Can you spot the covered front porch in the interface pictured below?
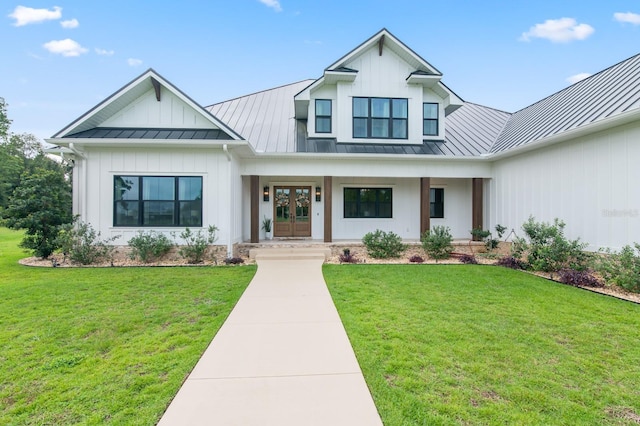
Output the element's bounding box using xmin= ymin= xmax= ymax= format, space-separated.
xmin=242 ymin=175 xmax=487 ymax=244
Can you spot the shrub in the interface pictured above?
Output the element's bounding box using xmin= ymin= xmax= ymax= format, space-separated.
xmin=421 ymin=226 xmax=453 ymax=261
xmin=128 ymin=231 xmax=173 ymax=263
xmin=56 ymin=220 xmax=119 ymax=265
xmin=597 ymin=244 xmax=640 ymax=293
xmin=174 ymin=225 xmax=218 ymax=264
xmin=557 ymin=269 xmax=603 ymax=288
xmin=458 ymin=254 xmax=478 ymax=264
xmin=512 ymin=216 xmax=589 ymax=272
xmin=409 ymin=255 xmax=424 ymax=263
xmin=224 ymin=257 xmax=245 ymax=265
xmin=362 ymin=230 xmax=406 ymax=259
xmin=471 ymin=224 xmax=506 ymax=251
xmin=339 ymin=248 xmax=359 ymax=264
xmin=495 ymin=256 xmax=526 ymax=270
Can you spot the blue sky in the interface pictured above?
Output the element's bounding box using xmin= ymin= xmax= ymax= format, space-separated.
xmin=2 ymin=0 xmax=640 ymax=142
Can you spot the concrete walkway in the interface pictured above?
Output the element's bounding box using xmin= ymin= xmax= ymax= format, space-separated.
xmin=158 ymin=248 xmax=383 ymax=425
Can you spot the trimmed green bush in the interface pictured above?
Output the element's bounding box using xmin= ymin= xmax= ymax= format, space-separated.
xmin=512 ymin=216 xmax=589 ymax=272
xmin=421 ymin=225 xmax=453 ymax=261
xmin=128 ymin=231 xmax=173 ymax=263
xmin=597 ymin=243 xmax=640 ymax=293
xmin=56 ymin=220 xmax=119 ymax=265
xmin=174 ymin=225 xmax=218 ymax=264
xmin=362 ymin=230 xmax=406 ymax=258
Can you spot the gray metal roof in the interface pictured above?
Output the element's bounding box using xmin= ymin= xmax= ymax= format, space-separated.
xmin=492 ymin=52 xmax=640 ymax=153
xmin=209 ymin=81 xmax=505 ymax=156
xmin=64 ymin=127 xmax=233 ymax=140
xmin=298 ymin=137 xmax=451 ymax=155
xmin=444 ymin=103 xmax=511 ymax=156
xmin=207 ymin=80 xmax=314 ymax=153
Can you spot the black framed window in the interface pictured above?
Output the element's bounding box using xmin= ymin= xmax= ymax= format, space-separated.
xmin=353 ymin=97 xmax=407 ymax=139
xmin=344 ymin=188 xmax=392 ymax=218
xmin=423 ymin=103 xmax=439 ymax=136
xmin=114 ymin=176 xmax=202 ymax=227
xmin=430 ymin=188 xmax=444 ymax=218
xmin=315 ymin=99 xmax=332 ymax=133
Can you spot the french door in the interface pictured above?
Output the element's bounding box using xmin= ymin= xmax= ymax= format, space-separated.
xmin=273 ymin=186 xmax=311 ymax=237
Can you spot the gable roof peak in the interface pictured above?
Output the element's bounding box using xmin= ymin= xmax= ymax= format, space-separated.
xmin=52 ymin=68 xmax=242 ymax=140
xmin=326 ymin=28 xmax=442 ymax=76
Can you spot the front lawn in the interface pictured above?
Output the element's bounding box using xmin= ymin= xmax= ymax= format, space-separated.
xmin=0 ymin=228 xmax=255 ymax=425
xmin=324 ymin=264 xmax=640 ymax=425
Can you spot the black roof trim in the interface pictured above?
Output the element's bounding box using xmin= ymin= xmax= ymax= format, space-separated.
xmin=64 ymin=127 xmax=234 ymax=140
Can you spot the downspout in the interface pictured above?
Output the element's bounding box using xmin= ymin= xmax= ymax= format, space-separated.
xmin=68 ymin=143 xmax=86 ymax=221
xmin=223 ymin=144 xmax=233 ymax=257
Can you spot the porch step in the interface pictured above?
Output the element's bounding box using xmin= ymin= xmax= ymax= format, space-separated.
xmin=249 ymin=247 xmax=332 ymax=261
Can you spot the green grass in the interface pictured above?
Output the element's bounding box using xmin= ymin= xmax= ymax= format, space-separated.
xmin=324 ymin=264 xmax=640 ymax=425
xmin=0 ymin=228 xmax=255 ymax=425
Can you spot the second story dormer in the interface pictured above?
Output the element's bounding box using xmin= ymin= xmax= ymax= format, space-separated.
xmin=294 ymin=29 xmax=463 ymax=147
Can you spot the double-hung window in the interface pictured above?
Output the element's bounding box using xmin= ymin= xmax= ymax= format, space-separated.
xmin=430 ymin=188 xmax=444 ymax=218
xmin=423 ymin=103 xmax=439 ymax=136
xmin=114 ymin=176 xmax=203 ymax=227
xmin=344 ymin=188 xmax=392 ymax=218
xmin=353 ymin=97 xmax=407 ymax=139
xmin=315 ymin=99 xmax=332 ymax=133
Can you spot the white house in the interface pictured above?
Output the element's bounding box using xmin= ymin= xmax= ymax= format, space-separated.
xmin=46 ymin=29 xmax=640 ymax=254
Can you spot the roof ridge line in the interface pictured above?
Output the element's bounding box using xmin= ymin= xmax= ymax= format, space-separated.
xmin=206 ymin=79 xmax=315 ymax=108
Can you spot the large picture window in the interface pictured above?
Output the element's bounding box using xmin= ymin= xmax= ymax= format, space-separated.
xmin=344 ymin=188 xmax=392 ymax=218
xmin=114 ymin=176 xmax=202 ymax=227
xmin=353 ymin=97 xmax=407 ymax=139
xmin=430 ymin=188 xmax=444 ymax=218
xmin=315 ymin=99 xmax=332 ymax=133
xmin=423 ymin=103 xmax=439 ymax=136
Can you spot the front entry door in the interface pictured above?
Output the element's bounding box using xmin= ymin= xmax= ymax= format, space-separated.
xmin=274 ymin=186 xmax=312 ymax=238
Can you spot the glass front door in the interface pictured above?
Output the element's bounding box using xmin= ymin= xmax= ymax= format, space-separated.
xmin=273 ymin=186 xmax=311 ymax=238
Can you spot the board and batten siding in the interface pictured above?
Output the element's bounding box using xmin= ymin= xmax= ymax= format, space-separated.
xmin=101 ymin=87 xmax=217 ymax=129
xmin=77 ymin=147 xmax=233 ymax=245
xmin=330 ymin=177 xmax=472 ymax=240
xmin=489 ymin=120 xmax=640 ymax=250
xmin=308 ymin=45 xmax=445 ymax=143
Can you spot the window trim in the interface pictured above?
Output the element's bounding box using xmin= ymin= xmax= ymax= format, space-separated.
xmin=353 ymin=97 xmax=408 ymax=139
xmin=343 ymin=187 xmax=393 ymax=219
xmin=423 ymin=102 xmax=439 ymax=136
xmin=315 ymin=99 xmax=332 ymax=134
xmin=430 ymin=187 xmax=444 ymax=218
xmin=113 ymin=175 xmax=203 ymax=227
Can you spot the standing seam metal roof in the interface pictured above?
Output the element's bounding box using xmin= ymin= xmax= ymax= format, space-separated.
xmin=491 ymin=53 xmax=640 ymax=153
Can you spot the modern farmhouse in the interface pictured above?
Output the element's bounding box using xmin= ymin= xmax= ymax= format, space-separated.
xmin=46 ymin=29 xmax=640 ymax=255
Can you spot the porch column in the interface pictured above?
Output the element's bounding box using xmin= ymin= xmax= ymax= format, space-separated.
xmin=472 ymin=178 xmax=483 ymax=239
xmin=420 ymin=177 xmax=430 ymax=236
xmin=324 ymin=176 xmax=332 ymax=242
xmin=250 ymin=175 xmax=259 ymax=243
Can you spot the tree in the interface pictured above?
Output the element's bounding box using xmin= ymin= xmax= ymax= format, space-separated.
xmin=3 ymin=168 xmax=72 ymax=258
xmin=0 ymin=98 xmax=66 ymax=215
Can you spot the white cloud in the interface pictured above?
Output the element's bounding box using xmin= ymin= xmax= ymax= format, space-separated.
xmin=9 ymin=5 xmax=62 ymax=26
xmin=60 ymin=18 xmax=79 ymax=29
xmin=95 ymin=48 xmax=115 ymax=56
xmin=566 ymin=72 xmax=591 ymax=84
xmin=520 ymin=18 xmax=594 ymax=43
xmin=43 ymin=39 xmax=88 ymax=57
xmin=258 ymin=0 xmax=282 ymax=12
xmin=127 ymin=58 xmax=143 ymax=67
xmin=614 ymin=12 xmax=640 ymax=25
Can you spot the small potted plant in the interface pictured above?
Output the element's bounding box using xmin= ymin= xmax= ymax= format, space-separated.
xmin=261 ymin=216 xmax=272 ymax=240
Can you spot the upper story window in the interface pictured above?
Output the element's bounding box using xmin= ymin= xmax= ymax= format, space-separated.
xmin=114 ymin=176 xmax=202 ymax=227
xmin=353 ymin=97 xmax=407 ymax=139
xmin=315 ymin=99 xmax=332 ymax=133
xmin=423 ymin=103 xmax=439 ymax=136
